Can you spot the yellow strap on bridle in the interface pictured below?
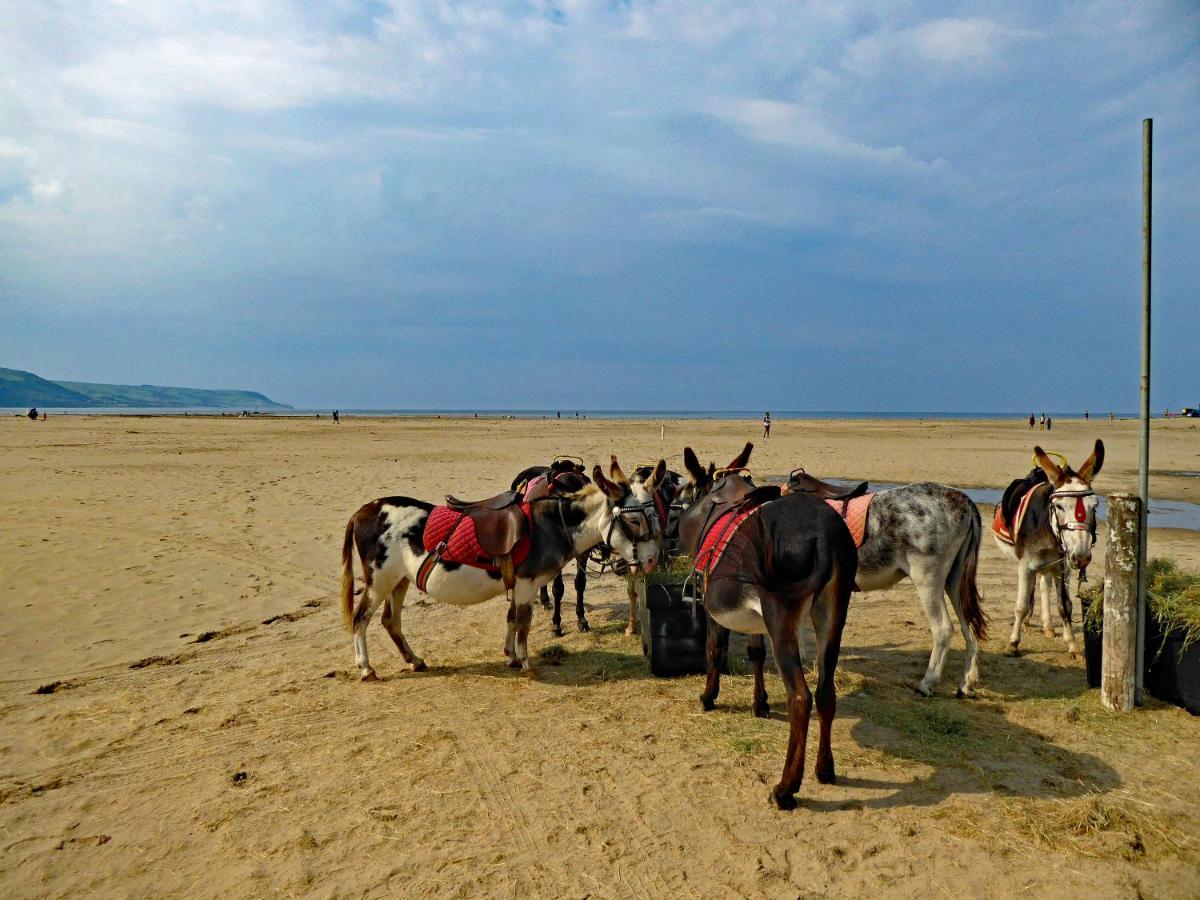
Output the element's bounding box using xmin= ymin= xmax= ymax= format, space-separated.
xmin=1034 ymin=450 xmax=1070 ymax=470
xmin=713 ymin=466 xmax=751 ymax=480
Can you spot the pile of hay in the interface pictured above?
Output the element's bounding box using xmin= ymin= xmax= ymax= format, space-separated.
xmin=1081 ymin=557 xmax=1200 ymax=648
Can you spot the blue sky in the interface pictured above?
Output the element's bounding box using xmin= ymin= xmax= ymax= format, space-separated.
xmin=1 ymin=1 xmax=1197 ymax=411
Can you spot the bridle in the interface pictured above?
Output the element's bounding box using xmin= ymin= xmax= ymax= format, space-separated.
xmin=604 ymin=495 xmax=662 ymax=566
xmin=1048 ymin=484 xmax=1097 ymax=578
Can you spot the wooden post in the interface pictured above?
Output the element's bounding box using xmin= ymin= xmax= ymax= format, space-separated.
xmin=1102 ymin=493 xmax=1141 ymax=711
xmin=1136 ymin=118 xmax=1153 ymax=705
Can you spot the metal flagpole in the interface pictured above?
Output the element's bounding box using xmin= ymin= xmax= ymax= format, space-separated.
xmin=1136 ymin=118 xmax=1152 ymax=705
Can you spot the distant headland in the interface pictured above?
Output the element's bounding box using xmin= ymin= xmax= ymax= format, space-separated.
xmin=0 ymin=367 xmax=291 ymax=410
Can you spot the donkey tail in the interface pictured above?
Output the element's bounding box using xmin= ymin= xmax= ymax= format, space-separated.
xmin=956 ymin=502 xmax=988 ymax=641
xmin=340 ymin=518 xmax=357 ymax=633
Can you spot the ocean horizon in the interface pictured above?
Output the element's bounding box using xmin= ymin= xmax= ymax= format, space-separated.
xmin=5 ymin=407 xmax=1137 ymax=420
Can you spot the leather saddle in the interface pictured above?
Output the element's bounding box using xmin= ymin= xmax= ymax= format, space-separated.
xmin=444 ymin=490 xmax=528 ymax=556
xmin=785 ymin=468 xmax=868 ymax=502
xmin=682 ymin=475 xmax=781 ymax=557
xmin=999 ymin=468 xmax=1048 ymax=531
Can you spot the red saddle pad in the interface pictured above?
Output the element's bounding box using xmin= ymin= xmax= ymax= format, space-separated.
xmin=423 ymin=504 xmax=532 ymax=571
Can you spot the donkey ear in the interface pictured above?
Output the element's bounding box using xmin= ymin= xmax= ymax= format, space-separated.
xmin=593 ymin=464 xmax=625 ymax=501
xmin=1078 ymin=439 xmax=1104 ymax=482
xmin=727 ymin=441 xmax=753 ymax=470
xmin=609 ymin=455 xmax=629 ymax=484
xmin=648 ymin=458 xmax=667 ymax=490
xmin=683 ymin=447 xmax=707 ymax=483
xmin=1033 ymin=446 xmax=1066 ymax=487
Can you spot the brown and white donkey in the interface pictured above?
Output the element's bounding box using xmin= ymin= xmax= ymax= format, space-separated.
xmin=993 ymin=440 xmax=1104 ymax=657
xmin=340 ymin=458 xmax=665 ymax=679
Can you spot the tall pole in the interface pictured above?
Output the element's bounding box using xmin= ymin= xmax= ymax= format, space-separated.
xmin=1136 ymin=118 xmax=1152 ymax=704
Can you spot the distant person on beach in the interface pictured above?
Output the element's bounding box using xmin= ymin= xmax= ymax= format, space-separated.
xmin=1109 ymin=412 xmax=1115 ymax=422
xmin=1028 ymin=413 xmax=1035 ymax=429
xmin=333 ymin=410 xmax=339 ymax=424
xmin=1084 ymin=410 xmax=1089 ymax=420
xmin=41 ymin=412 xmax=46 ymax=421
xmin=1046 ymin=417 xmax=1053 ymax=431
xmin=27 ymin=408 xmax=38 ymax=421
xmin=762 ymin=412 xmax=771 ymax=438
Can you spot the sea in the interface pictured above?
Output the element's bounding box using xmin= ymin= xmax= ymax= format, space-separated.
xmin=5 ymin=408 xmax=1137 ymax=420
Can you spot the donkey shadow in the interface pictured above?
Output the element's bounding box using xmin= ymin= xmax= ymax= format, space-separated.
xmin=425 ymin=648 xmax=655 ymax=686
xmin=797 ymin=647 xmax=1119 ymax=811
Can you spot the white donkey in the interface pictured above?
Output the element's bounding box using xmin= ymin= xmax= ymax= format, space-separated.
xmin=340 ymin=458 xmax=665 ymax=679
xmin=994 ymin=441 xmax=1103 ymax=658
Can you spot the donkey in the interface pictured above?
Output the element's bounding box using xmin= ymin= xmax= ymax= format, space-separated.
xmin=340 ymin=458 xmax=663 ymax=679
xmin=678 ymin=443 xmax=857 ymax=809
xmin=620 ymin=463 xmax=685 ymax=636
xmin=994 ymin=441 xmax=1104 ymax=658
xmin=511 ymin=459 xmax=593 ymax=636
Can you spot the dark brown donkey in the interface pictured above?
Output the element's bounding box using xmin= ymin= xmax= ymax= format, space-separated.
xmin=678 ymin=443 xmax=858 ymax=809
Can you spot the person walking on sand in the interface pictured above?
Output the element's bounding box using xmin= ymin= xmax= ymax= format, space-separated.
xmin=333 ymin=410 xmax=340 ymax=424
xmin=1028 ymin=413 xmax=1035 ymax=429
xmin=762 ymin=411 xmax=771 ymax=438
xmin=1046 ymin=416 xmax=1053 ymax=431
xmin=1039 ymin=413 xmax=1045 ymax=430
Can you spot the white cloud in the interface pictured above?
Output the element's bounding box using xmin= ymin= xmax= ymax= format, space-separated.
xmin=910 ymin=18 xmax=1039 ymax=66
xmin=714 ymin=98 xmax=940 ymax=171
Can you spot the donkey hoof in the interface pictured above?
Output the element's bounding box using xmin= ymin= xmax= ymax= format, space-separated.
xmin=771 ymin=787 xmax=798 ymax=811
xmin=956 ymin=687 xmax=977 ymax=700
xmin=1003 ymin=642 xmax=1022 ymax=657
xmin=1042 ymin=628 xmax=1056 ymax=638
xmin=507 ymin=657 xmax=522 ymax=669
xmin=753 ymin=703 xmax=771 ymax=719
xmin=551 ymin=626 xmax=565 ymax=638
xmin=913 ymin=683 xmax=933 ymax=698
xmin=578 ymin=620 xmax=590 ymax=633
xmin=1068 ymin=650 xmax=1080 ymax=662
xmin=411 ymin=660 xmax=428 ymax=673
xmin=360 ymin=670 xmax=380 ymax=683
xmin=816 ymin=767 xmax=837 ymax=785
xmin=700 ymin=695 xmax=716 ymax=712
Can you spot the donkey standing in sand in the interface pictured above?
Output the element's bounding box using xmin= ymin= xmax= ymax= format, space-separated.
xmin=678 ymin=443 xmax=857 ymax=809
xmin=993 ymin=441 xmax=1104 ymax=658
xmin=683 ymin=451 xmax=988 ymax=699
xmin=340 ymin=458 xmax=664 ymax=679
xmin=511 ymin=459 xmax=593 ymax=635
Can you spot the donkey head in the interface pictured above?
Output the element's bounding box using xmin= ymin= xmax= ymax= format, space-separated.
xmin=679 ymin=441 xmax=753 ymax=506
xmin=676 ymin=443 xmax=755 ymax=557
xmin=591 ymin=456 xmax=664 ymax=572
xmin=1034 ymin=439 xmax=1104 ymax=572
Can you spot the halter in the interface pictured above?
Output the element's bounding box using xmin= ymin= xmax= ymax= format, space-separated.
xmin=1048 ymin=484 xmax=1098 ymax=580
xmin=604 ymin=495 xmax=662 ymax=565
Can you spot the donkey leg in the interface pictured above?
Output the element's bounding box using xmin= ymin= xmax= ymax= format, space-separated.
xmin=575 ymin=556 xmax=589 ymax=632
xmin=380 ymin=579 xmax=426 ymax=672
xmin=765 ymin=599 xmax=812 ymax=810
xmin=550 ymin=574 xmax=565 ymax=637
xmin=809 ymin=580 xmax=848 ymax=784
xmin=1038 ymin=570 xmax=1056 ymax=637
xmin=946 ymin=581 xmax=980 ymax=698
xmin=913 ymin=561 xmax=954 ymax=697
xmin=505 ymin=599 xmax=518 ymax=665
xmin=699 ymin=616 xmax=730 ymax=711
xmin=747 ymin=635 xmax=770 ymax=718
xmin=352 ymin=582 xmax=389 ymax=682
xmin=1006 ymin=564 xmax=1034 ymax=655
xmin=539 ymin=584 xmax=551 ymax=611
xmin=512 ymin=584 xmax=538 ymax=673
xmin=624 ymin=576 xmax=640 ymax=636
xmin=1057 ymin=570 xmax=1080 ymax=658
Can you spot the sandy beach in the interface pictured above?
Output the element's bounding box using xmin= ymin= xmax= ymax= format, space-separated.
xmin=2 ymin=414 xmax=1198 ymax=897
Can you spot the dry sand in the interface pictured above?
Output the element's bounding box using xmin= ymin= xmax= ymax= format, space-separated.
xmin=2 ymin=414 xmax=1198 ymax=898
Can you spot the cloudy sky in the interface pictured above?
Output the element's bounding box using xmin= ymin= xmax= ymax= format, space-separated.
xmin=1 ymin=1 xmax=1197 ymax=411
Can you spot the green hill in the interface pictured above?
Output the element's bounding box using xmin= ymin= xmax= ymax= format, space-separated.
xmin=1 ymin=367 xmax=291 ymax=410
